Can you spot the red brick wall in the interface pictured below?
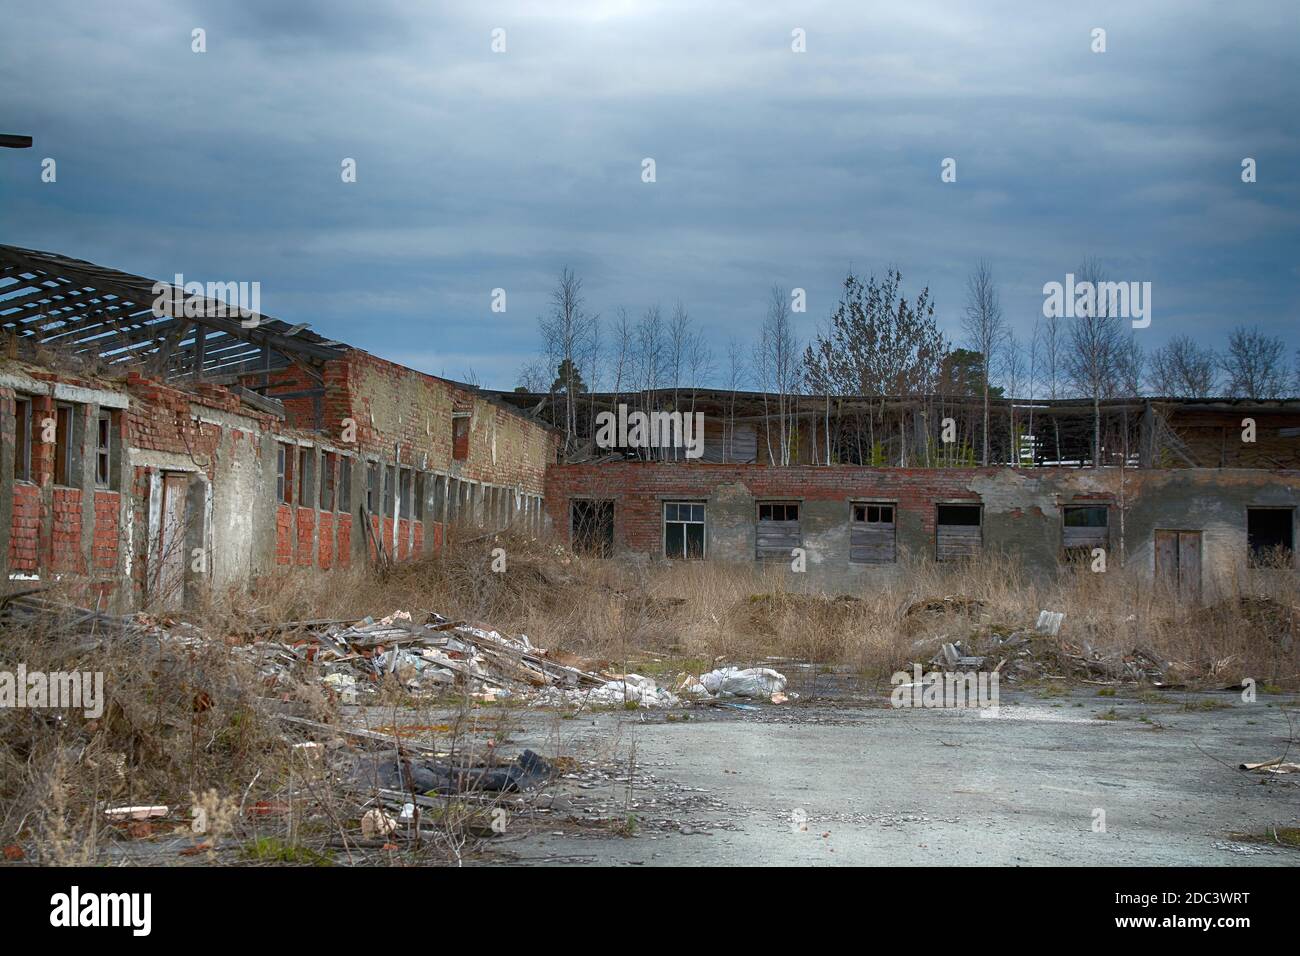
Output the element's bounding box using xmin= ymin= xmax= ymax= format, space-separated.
xmin=321 ymin=350 xmax=558 ymax=494
xmin=317 ymin=511 xmax=334 ymax=570
xmin=8 ymin=483 xmax=39 ymax=572
xmin=276 ymin=504 xmax=294 ymax=566
xmin=51 ymin=487 xmax=84 ymax=573
xmin=295 ymin=507 xmax=315 ymax=566
xmin=336 ymin=514 xmax=352 ymax=568
xmin=92 ymin=491 xmax=119 ymax=571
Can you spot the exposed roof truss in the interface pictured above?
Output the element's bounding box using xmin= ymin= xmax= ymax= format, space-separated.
xmin=0 ymin=244 xmax=346 ymax=384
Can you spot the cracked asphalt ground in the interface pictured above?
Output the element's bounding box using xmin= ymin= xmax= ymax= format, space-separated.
xmin=457 ymin=685 xmax=1300 ymax=866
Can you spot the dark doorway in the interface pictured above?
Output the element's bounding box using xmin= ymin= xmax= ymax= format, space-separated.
xmin=571 ymin=499 xmax=614 ymax=556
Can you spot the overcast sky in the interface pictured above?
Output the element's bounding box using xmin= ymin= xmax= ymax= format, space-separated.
xmin=1 ymin=1 xmax=1296 ymax=389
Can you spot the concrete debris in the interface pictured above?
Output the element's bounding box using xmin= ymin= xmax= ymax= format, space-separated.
xmin=1035 ymin=610 xmax=1065 ymax=636
xmin=927 ymin=630 xmax=1167 ymax=684
xmin=360 ymin=809 xmax=398 ymax=839
xmin=104 ymin=806 xmax=168 ymax=822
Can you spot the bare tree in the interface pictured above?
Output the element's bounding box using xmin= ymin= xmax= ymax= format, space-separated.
xmin=1001 ymin=332 xmax=1026 ymax=464
xmin=1115 ymin=333 xmax=1145 ymax=398
xmin=631 ymin=305 xmax=666 ymax=457
xmin=1149 ymin=335 xmax=1216 ymax=397
xmin=1218 ymin=325 xmax=1289 ymax=399
xmin=609 ymin=307 xmax=633 ymax=407
xmin=962 ymin=261 xmax=1008 ymax=465
xmin=1036 ymin=314 xmax=1065 ymax=400
xmin=537 ymin=267 xmax=598 ymax=452
xmin=668 ymin=302 xmax=691 ymax=460
xmin=1033 ymin=312 xmax=1066 ymax=462
xmin=514 ymin=359 xmax=549 ymax=393
xmin=802 ymin=268 xmax=944 ymax=465
xmin=1064 ymin=257 xmax=1125 ymax=466
xmin=724 ymin=337 xmax=747 ymax=463
xmin=754 ymin=285 xmax=802 ymax=465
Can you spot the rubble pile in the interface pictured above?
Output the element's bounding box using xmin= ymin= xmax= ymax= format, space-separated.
xmin=920 ymin=609 xmax=1173 ymax=684
xmin=0 ymin=593 xmax=790 ymax=711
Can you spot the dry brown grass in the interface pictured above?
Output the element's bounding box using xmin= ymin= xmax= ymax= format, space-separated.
xmin=4 ymin=526 xmax=1295 ymax=863
xmin=217 ymin=528 xmax=1300 ymax=688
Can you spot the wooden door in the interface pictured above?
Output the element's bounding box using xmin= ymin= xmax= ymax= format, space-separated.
xmin=1155 ymin=530 xmax=1202 ymax=604
xmin=155 ymin=473 xmax=189 ymax=609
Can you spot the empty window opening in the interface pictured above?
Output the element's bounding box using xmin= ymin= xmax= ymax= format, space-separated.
xmin=12 ymin=397 xmax=32 ymax=481
xmin=936 ymin=504 xmax=982 ymax=562
xmin=665 ymin=501 xmax=705 ymax=559
xmin=1248 ymin=508 xmax=1294 ymax=568
xmin=571 ymin=499 xmax=614 ymax=556
xmin=413 ymin=472 xmax=426 ymax=521
xmin=851 ymin=502 xmax=896 ymax=564
xmin=756 ymin=501 xmax=801 ymax=560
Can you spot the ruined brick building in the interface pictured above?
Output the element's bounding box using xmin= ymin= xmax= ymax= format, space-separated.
xmin=2 ymin=245 xmax=1297 ymax=610
xmin=0 ymin=246 xmax=559 ymax=611
xmin=496 ymin=381 xmax=1300 ymax=602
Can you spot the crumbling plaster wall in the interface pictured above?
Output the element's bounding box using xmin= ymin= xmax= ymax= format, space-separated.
xmin=545 ymin=463 xmax=1300 ymax=596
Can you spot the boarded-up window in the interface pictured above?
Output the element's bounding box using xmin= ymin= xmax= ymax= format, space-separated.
xmin=936 ymin=504 xmax=981 ymax=562
xmin=756 ymin=502 xmax=801 ymax=560
xmin=1063 ymin=505 xmax=1108 ymax=557
xmin=851 ymin=502 xmax=896 ymax=563
xmin=665 ymin=501 xmax=705 ymax=559
xmin=1247 ymin=508 xmax=1294 ymax=568
xmin=571 ymin=499 xmax=613 ymax=556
